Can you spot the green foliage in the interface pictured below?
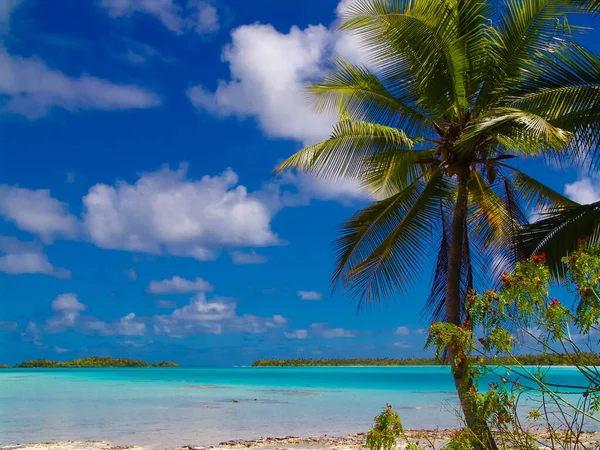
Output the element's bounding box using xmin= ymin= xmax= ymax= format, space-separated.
xmin=251 ymin=354 xmax=599 ymax=367
xmin=427 ymin=246 xmax=600 ymax=448
xmin=15 ymin=357 xmax=179 ymax=368
xmin=365 ymin=404 xmax=404 ymax=450
xmin=444 ymin=429 xmax=479 ymax=450
xmin=0 ymin=364 xmax=10 ymax=369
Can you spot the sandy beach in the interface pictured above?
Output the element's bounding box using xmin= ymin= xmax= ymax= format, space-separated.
xmin=3 ymin=430 xmax=600 ymax=450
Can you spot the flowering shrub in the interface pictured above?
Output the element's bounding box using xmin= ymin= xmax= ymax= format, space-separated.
xmin=426 ymin=242 xmax=600 ymax=449
xmin=365 ymin=404 xmax=403 ymax=450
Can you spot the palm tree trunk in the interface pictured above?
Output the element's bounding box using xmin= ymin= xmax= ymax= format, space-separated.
xmin=446 ymin=174 xmax=497 ymax=450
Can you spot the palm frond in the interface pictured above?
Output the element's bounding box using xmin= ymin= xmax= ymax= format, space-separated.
xmin=310 ymin=59 xmax=433 ymax=135
xmin=493 ymin=162 xmax=578 ymax=210
xmin=509 ymin=44 xmax=600 ymax=165
xmin=339 ymin=0 xmax=470 ymax=120
xmin=333 ymin=168 xmax=453 ymax=306
xmin=477 ymin=0 xmax=581 ymax=108
xmin=522 ymin=202 xmax=600 ymax=280
xmin=275 ymin=119 xmax=423 ymax=186
xmin=457 ymin=107 xmax=570 ymax=156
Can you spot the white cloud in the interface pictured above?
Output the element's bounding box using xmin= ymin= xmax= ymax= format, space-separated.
xmin=153 ymin=293 xmax=287 ymax=337
xmin=284 ymin=329 xmax=308 ymax=340
xmin=0 ymin=250 xmax=71 ymax=278
xmin=51 ymin=293 xmax=86 ymax=313
xmin=0 ymin=237 xmax=71 ymax=278
xmin=298 ymin=290 xmax=322 ymax=301
xmin=192 ymin=1 xmax=219 ymax=34
xmin=187 ymin=8 xmax=373 ymax=204
xmin=565 ymin=177 xmax=600 ymax=205
xmin=187 ymin=23 xmax=336 ymax=145
xmin=186 ymin=0 xmax=370 ymax=146
xmin=393 ymin=341 xmax=413 ymax=349
xmin=100 ymin=0 xmax=219 ymax=35
xmin=230 ymin=250 xmax=267 ymax=265
xmin=46 ymin=293 xmax=87 ymax=333
xmin=0 ymin=186 xmax=79 ymax=240
xmin=0 ymin=48 xmax=160 ymax=119
xmin=81 ymin=313 xmax=146 ymax=337
xmin=82 ymin=165 xmax=281 ymax=260
xmin=54 ymin=346 xmax=68 ymax=354
xmin=42 ymin=293 xmax=146 ymax=336
xmin=147 ymin=276 xmax=214 ymax=294
xmin=310 ymin=322 xmax=355 ymax=339
xmin=394 ymin=326 xmax=410 ymax=336
xmin=100 ymin=0 xmax=183 ymax=32
xmin=157 ymin=299 xmax=177 ymax=308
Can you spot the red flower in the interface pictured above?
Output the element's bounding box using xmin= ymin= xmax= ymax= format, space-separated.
xmin=478 ymin=338 xmax=486 ymax=345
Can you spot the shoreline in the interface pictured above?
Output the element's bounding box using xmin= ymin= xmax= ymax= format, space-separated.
xmin=3 ymin=430 xmax=600 ymax=450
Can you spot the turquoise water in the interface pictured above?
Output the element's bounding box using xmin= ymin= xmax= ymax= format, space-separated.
xmin=0 ymin=367 xmax=594 ymax=448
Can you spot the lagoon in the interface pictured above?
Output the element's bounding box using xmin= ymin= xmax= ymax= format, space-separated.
xmin=0 ymin=366 xmax=593 ymax=448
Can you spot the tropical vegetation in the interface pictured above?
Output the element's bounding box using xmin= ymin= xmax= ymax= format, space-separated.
xmin=14 ymin=357 xmax=179 ymax=368
xmin=425 ymin=245 xmax=600 ymax=449
xmin=276 ymin=0 xmax=600 ymax=444
xmin=253 ymin=353 xmax=600 ymax=367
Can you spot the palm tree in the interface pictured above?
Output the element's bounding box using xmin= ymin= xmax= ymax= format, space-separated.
xmin=276 ymin=0 xmax=600 ymax=446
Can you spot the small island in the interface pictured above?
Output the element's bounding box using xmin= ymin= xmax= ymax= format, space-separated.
xmin=252 ymin=353 xmax=600 ymax=367
xmin=13 ymin=357 xmax=179 ymax=368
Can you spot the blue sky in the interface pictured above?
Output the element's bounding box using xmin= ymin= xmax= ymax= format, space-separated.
xmin=0 ymin=0 xmax=598 ymax=366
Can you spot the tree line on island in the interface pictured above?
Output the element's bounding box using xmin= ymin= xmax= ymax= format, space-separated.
xmin=252 ymin=353 xmax=600 ymax=367
xmin=0 ymin=357 xmax=179 ymax=368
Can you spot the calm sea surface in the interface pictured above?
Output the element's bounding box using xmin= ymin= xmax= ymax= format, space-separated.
xmin=0 ymin=366 xmax=594 ymax=448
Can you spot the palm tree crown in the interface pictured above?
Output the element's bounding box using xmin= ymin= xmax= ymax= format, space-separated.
xmin=277 ymin=0 xmax=600 ymax=321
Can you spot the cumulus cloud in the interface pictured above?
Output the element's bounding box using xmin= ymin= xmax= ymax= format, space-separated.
xmin=310 ymin=322 xmax=355 ymax=339
xmin=187 ymin=23 xmax=336 ymax=145
xmin=394 ymin=326 xmax=410 ymax=336
xmin=100 ymin=0 xmax=219 ymax=35
xmin=286 ymin=323 xmax=355 ymax=339
xmin=82 ymin=313 xmax=147 ymax=337
xmin=393 ymin=341 xmax=413 ymax=349
xmin=157 ymin=299 xmax=177 ymax=308
xmin=565 ymin=177 xmax=600 ymax=204
xmin=187 ymin=0 xmax=370 ymax=146
xmin=284 ymin=329 xmax=308 ymax=340
xmin=147 ymin=276 xmax=214 ymax=294
xmin=0 ymin=48 xmax=160 ymax=119
xmin=230 ymin=250 xmax=267 ymax=265
xmin=42 ymin=293 xmax=146 ymax=336
xmin=153 ymin=293 xmax=287 ymax=337
xmin=45 ymin=293 xmax=87 ymax=333
xmin=187 ymin=5 xmax=374 ymax=203
xmin=82 ymin=165 xmax=281 ymax=260
xmin=0 ymin=237 xmax=71 ymax=278
xmin=191 ymin=1 xmax=219 ymax=34
xmin=297 ymin=290 xmax=322 ymax=301
xmin=0 ymin=186 xmax=79 ymax=240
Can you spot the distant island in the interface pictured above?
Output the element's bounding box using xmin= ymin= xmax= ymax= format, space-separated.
xmin=252 ymin=353 xmax=600 ymax=367
xmin=10 ymin=357 xmax=179 ymax=368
